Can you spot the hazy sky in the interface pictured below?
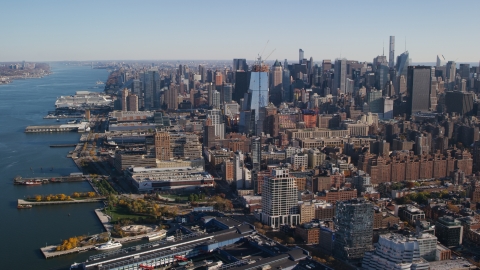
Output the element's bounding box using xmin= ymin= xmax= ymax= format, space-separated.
xmin=2 ymin=0 xmax=479 ymax=63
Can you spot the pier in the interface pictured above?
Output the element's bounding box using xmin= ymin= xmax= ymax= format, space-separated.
xmin=18 ymin=198 xmax=105 ymax=206
xmin=25 ymin=124 xmax=79 ymax=133
xmin=50 ymin=144 xmax=78 ymax=148
xmin=41 ymin=244 xmax=96 ymax=259
xmin=13 ymin=174 xmax=97 ymax=185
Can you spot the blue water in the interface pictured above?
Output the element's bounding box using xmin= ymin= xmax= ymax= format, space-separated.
xmin=0 ymin=63 xmax=109 ymax=269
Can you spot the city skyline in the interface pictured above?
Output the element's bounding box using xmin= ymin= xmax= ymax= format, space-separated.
xmin=2 ymin=0 xmax=480 ymax=62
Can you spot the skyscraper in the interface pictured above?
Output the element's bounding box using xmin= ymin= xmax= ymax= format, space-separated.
xmin=333 ymin=59 xmax=347 ymax=95
xmin=248 ymin=63 xmax=269 ymax=136
xmin=333 ymin=198 xmax=374 ymax=261
xmin=446 ymin=61 xmax=456 ymax=90
xmin=407 ymin=66 xmax=432 ymax=116
xmin=223 ymin=83 xmax=233 ymax=103
xmin=389 ymin=36 xmax=395 ymax=69
xmin=121 ymin=88 xmax=129 ymax=111
xmin=270 ymin=60 xmax=283 ymax=105
xmin=261 ymin=169 xmax=300 ymax=228
xmin=299 ymin=49 xmax=304 ymax=63
xmin=141 ymin=69 xmax=161 ymax=110
xmin=395 ymin=51 xmax=410 ymax=81
xmin=232 ymin=58 xmax=248 ymax=84
xmin=165 ymin=83 xmax=179 ymax=111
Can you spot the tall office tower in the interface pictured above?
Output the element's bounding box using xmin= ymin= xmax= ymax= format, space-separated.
xmin=233 ymin=58 xmax=248 ymax=72
xmin=121 ymin=88 xmax=129 ymax=111
xmin=395 ymin=51 xmax=410 ymax=91
xmin=127 ymin=94 xmax=139 ymax=112
xmin=398 ymin=75 xmax=407 ymax=95
xmin=436 ymin=54 xmax=446 ymax=67
xmin=248 ymin=62 xmax=269 ymax=136
xmin=333 ymin=199 xmax=374 ymax=261
xmin=322 ymin=59 xmax=332 ymax=71
xmin=251 ymin=136 xmax=261 ymax=172
xmin=389 ymin=36 xmax=395 ymax=68
xmin=282 ymin=68 xmax=292 ymax=102
xmin=215 ymin=71 xmax=223 ymax=86
xmin=141 ymin=69 xmax=161 ymax=110
xmin=223 ymin=83 xmax=233 ymax=103
xmin=367 ymin=89 xmax=383 ymax=114
xmin=261 ymin=169 xmax=300 ymax=228
xmin=207 ymin=109 xmax=225 ymax=139
xmin=333 ymin=59 xmax=347 ymax=95
xmin=233 ymin=151 xmax=244 ymax=187
xmin=165 ymin=83 xmax=179 ymax=111
xmin=211 ymin=90 xmax=221 ymax=109
xmin=132 ymin=79 xmax=144 ymax=109
xmin=233 ymin=71 xmax=250 ymax=103
xmin=375 ymin=64 xmax=389 ymax=91
xmin=459 ymin=64 xmax=470 ymax=80
xmin=407 ymin=66 xmax=432 ymax=117
xmin=446 ymin=61 xmax=456 ymax=90
xmin=198 ymin=64 xmax=206 ymax=83
xmin=299 ymin=49 xmax=304 ymax=63
xmin=205 ymin=83 xmax=213 ymax=107
xmin=362 ymin=233 xmax=435 ymax=269
xmin=232 ymin=58 xmax=248 ymax=84
xmin=270 ymin=60 xmax=283 ymax=105
xmin=154 ymin=131 xmax=171 ymax=161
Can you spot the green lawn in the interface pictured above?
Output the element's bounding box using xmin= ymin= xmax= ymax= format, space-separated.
xmin=161 ymin=194 xmax=188 ymax=200
xmin=102 ymin=206 xmax=144 ymax=223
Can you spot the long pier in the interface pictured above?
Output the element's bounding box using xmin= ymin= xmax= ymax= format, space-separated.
xmin=13 ymin=174 xmax=89 ymax=185
xmin=50 ymin=144 xmax=78 ymax=148
xmin=18 ymin=198 xmax=105 ymax=206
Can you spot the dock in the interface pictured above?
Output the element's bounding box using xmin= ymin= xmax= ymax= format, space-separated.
xmin=14 ymin=174 xmax=89 ymax=185
xmin=18 ymin=198 xmax=105 ymax=206
xmin=41 ymin=244 xmax=96 ymax=259
xmin=25 ymin=123 xmax=89 ymax=133
xmin=50 ymin=144 xmax=78 ymax=148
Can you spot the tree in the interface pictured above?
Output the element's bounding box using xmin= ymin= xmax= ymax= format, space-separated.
xmin=287 ymin=237 xmax=295 ymax=244
xmin=35 ymin=195 xmax=42 ymax=202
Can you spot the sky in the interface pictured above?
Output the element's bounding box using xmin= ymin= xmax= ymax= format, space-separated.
xmin=1 ymin=0 xmax=479 ymax=63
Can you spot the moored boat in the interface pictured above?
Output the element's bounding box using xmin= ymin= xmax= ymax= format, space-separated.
xmin=95 ymin=240 xmax=122 ymax=250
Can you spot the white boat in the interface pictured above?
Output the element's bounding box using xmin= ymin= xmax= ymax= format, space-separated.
xmin=70 ymin=262 xmax=82 ymax=269
xmin=95 ymin=240 xmax=122 ymax=250
xmin=96 ymin=80 xmax=104 ymax=85
xmin=166 ymin=236 xmax=175 ymax=242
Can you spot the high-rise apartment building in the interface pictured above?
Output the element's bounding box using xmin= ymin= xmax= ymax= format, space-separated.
xmin=127 ymin=93 xmax=139 ymax=112
xmin=407 ymin=66 xmax=432 ymax=117
xmin=299 ymin=49 xmax=304 ymax=63
xmin=261 ymin=169 xmax=300 ymax=228
xmin=154 ymin=131 xmax=171 ymax=161
xmin=165 ymin=84 xmax=179 ymax=111
xmin=333 ymin=198 xmax=374 ymax=261
xmin=121 ymin=88 xmax=129 ymax=111
xmin=207 ymin=109 xmax=225 ymax=140
xmin=389 ymin=36 xmax=395 ymax=69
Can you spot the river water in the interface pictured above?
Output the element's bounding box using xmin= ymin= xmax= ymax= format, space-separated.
xmin=0 ymin=63 xmax=109 ymax=269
